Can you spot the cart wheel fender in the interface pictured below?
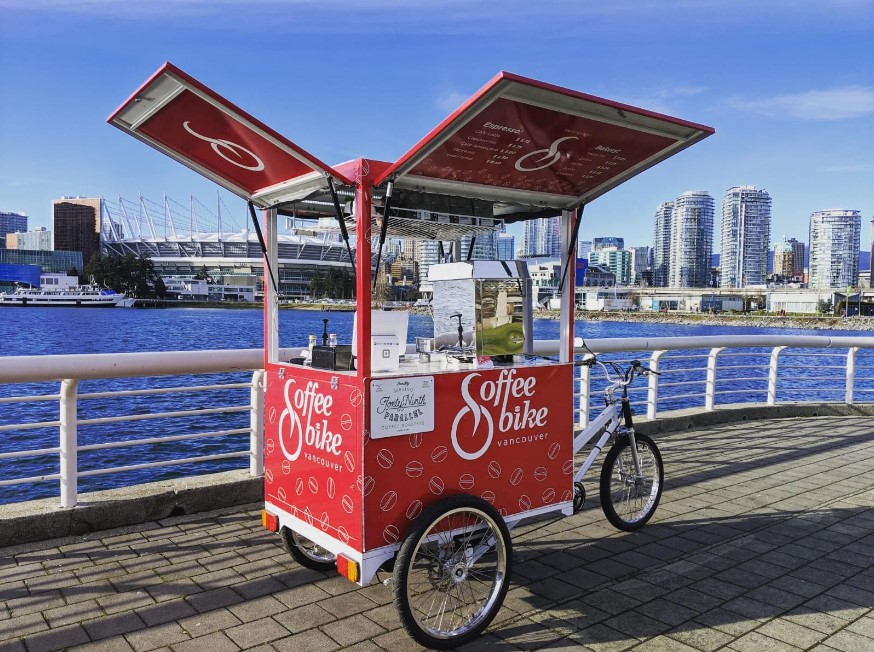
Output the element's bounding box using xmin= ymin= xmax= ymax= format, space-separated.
xmin=451 ymin=374 xmax=494 ymax=461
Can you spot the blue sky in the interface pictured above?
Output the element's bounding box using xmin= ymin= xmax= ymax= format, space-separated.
xmin=1 ymin=0 xmax=872 ymax=251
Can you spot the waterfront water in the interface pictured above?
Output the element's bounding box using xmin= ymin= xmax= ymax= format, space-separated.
xmin=0 ymin=307 xmax=868 ymax=504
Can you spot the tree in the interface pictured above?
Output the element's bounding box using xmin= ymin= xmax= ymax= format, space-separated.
xmin=309 ymin=271 xmax=324 ymax=299
xmin=67 ymin=266 xmax=80 ymax=281
xmin=817 ymin=298 xmax=833 ymax=315
xmin=154 ymin=277 xmax=168 ymax=299
xmin=84 ymin=252 xmax=160 ymax=298
xmin=193 ymin=265 xmax=213 ymax=283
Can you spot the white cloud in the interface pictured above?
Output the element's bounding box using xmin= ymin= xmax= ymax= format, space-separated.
xmin=436 ymin=91 xmax=467 ymax=113
xmin=727 ymin=86 xmax=874 ymax=121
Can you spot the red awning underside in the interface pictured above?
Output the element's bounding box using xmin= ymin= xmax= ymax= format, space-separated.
xmin=109 ymin=65 xmax=713 ymax=217
xmin=108 ymin=63 xmax=352 ymax=208
xmin=375 ymin=72 xmax=714 ymax=211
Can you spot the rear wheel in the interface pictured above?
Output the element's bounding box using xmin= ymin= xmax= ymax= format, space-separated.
xmin=599 ymin=433 xmax=663 ymax=531
xmin=280 ymin=527 xmax=336 ymax=572
xmin=393 ymin=495 xmax=512 ymax=649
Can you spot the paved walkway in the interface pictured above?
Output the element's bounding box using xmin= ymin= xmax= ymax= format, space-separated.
xmin=1 ymin=416 xmax=873 ymax=651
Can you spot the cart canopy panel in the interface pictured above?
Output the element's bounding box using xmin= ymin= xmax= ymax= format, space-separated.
xmin=108 ymin=63 xmax=352 ymax=208
xmin=375 ymin=72 xmax=714 ymax=218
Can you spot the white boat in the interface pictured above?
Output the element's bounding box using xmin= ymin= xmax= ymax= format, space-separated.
xmin=0 ymin=284 xmax=135 ymax=308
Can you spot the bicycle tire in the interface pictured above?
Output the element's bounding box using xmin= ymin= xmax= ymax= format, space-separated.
xmin=599 ymin=433 xmax=663 ymax=531
xmin=393 ymin=495 xmax=512 ymax=649
xmin=279 ymin=527 xmax=336 ymax=572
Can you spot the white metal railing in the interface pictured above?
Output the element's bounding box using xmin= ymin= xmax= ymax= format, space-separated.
xmin=563 ymin=334 xmax=874 ymax=426
xmin=2 ymin=334 xmax=874 ymax=508
xmin=0 ymin=349 xmax=265 ymax=508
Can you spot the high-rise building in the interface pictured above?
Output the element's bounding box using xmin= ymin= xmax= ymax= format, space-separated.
xmin=788 ymin=237 xmax=805 ymax=276
xmin=652 ymin=201 xmax=673 ymax=287
xmin=496 ymin=232 xmax=515 ymax=260
xmin=52 ymin=197 xmax=102 ymax=266
xmin=578 ymin=240 xmax=592 ymax=261
xmin=629 ymin=246 xmax=652 ymax=285
xmin=593 ymin=236 xmax=625 ymax=251
xmin=669 ymin=191 xmax=714 ymax=288
xmin=520 ymin=216 xmax=561 ymax=258
xmin=808 ymin=209 xmax=861 ymax=289
xmin=773 ymin=236 xmax=795 ymax=279
xmin=461 ymin=228 xmax=498 ymax=260
xmin=589 ymin=247 xmax=632 ymax=285
xmin=719 ymin=186 xmax=771 ymax=288
xmin=6 ymin=227 xmax=52 ymax=251
xmin=0 ymin=211 xmax=28 ymax=249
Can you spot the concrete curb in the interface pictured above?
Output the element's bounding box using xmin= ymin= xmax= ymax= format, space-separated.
xmin=0 ymin=469 xmax=262 ymax=548
xmin=2 ymin=402 xmax=872 ymax=547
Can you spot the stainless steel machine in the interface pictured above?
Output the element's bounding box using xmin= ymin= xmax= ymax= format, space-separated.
xmin=429 ymin=260 xmax=533 ymax=357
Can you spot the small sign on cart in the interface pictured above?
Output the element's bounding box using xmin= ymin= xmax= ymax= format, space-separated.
xmin=370 ymin=377 xmax=435 ymax=438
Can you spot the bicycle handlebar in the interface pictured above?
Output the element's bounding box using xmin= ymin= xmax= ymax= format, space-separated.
xmin=575 ymin=356 xmax=660 ymax=387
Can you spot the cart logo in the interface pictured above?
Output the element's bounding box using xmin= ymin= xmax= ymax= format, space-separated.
xmin=451 ymin=369 xmax=547 ymax=460
xmin=278 ymin=379 xmax=342 ymax=462
xmin=182 ymin=121 xmax=266 ymax=172
xmin=515 ymin=136 xmax=577 ymax=172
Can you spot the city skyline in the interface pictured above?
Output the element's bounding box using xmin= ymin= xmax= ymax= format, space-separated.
xmin=1 ymin=1 xmax=871 ymax=252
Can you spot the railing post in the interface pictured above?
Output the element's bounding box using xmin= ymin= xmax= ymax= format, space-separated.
xmin=767 ymin=346 xmax=785 ymax=406
xmin=578 ymin=355 xmax=593 ymax=427
xmin=647 ymin=350 xmax=664 ymax=420
xmin=705 ymin=347 xmax=723 ymax=411
xmin=59 ymin=379 xmax=79 ymax=508
xmin=846 ymin=347 xmax=858 ymax=404
xmin=250 ymin=370 xmax=265 ymax=476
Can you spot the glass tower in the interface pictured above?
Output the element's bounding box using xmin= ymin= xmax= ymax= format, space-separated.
xmin=719 ymin=186 xmax=771 ymax=288
xmin=808 ymin=209 xmax=861 ymax=289
xmin=669 ymin=191 xmax=714 ymax=288
xmin=652 ymin=201 xmax=673 ymax=287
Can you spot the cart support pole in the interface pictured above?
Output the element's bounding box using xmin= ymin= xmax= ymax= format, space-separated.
xmin=559 ymin=208 xmax=580 ymax=363
xmin=355 ymin=160 xmax=373 ymax=378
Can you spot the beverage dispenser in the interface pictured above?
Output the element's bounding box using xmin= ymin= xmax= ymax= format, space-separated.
xmin=429 ymin=261 xmax=533 ymax=357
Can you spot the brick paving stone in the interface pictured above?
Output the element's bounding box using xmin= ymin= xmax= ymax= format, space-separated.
xmin=321 ymin=613 xmax=387 ymax=647
xmin=133 ymin=598 xmax=197 ymax=627
xmin=667 ymin=622 xmax=735 ymax=652
xmin=124 ymin=622 xmax=190 ymax=652
xmin=755 ymin=617 xmax=827 ymax=649
xmin=269 ymin=629 xmax=339 ymax=652
xmin=184 ymin=587 xmax=243 ymax=614
xmin=81 ymin=611 xmax=146 ymax=641
xmin=68 ymin=636 xmax=135 ymax=652
xmin=168 ymin=631 xmax=239 ymax=652
xmin=271 ymin=603 xmax=335 ymax=635
xmin=223 ymin=616 xmax=289 ymax=648
xmin=177 ymin=610 xmax=242 ymax=638
xmin=822 ymin=626 xmax=874 ymax=652
xmin=21 ymin=623 xmax=90 ymax=652
xmin=0 ymin=612 xmax=48 ymax=640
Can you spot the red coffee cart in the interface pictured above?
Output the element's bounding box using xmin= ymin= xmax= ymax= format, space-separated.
xmin=110 ymin=64 xmax=713 ymax=648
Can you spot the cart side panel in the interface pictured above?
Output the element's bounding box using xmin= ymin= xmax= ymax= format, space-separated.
xmin=264 ymin=364 xmax=364 ymax=552
xmin=363 ymin=365 xmax=574 ymax=551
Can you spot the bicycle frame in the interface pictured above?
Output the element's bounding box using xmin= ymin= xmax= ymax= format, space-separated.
xmin=572 ymin=364 xmax=642 ymax=485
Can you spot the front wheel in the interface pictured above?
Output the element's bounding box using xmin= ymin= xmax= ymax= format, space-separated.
xmin=393 ymin=495 xmax=512 ymax=649
xmin=599 ymin=433 xmax=663 ymax=531
xmin=280 ymin=527 xmax=336 ymax=572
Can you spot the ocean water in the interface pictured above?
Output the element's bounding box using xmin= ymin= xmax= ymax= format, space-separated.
xmin=0 ymin=307 xmax=866 ymax=504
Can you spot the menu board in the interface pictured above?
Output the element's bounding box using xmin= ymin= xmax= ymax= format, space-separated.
xmin=406 ymin=97 xmax=676 ymax=199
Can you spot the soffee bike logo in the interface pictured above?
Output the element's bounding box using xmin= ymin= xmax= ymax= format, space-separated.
xmin=451 ymin=369 xmax=548 ymax=460
xmin=278 ymin=379 xmax=342 ymax=462
xmin=515 ymin=136 xmax=578 ymax=172
xmin=182 ymin=121 xmax=265 ymax=171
